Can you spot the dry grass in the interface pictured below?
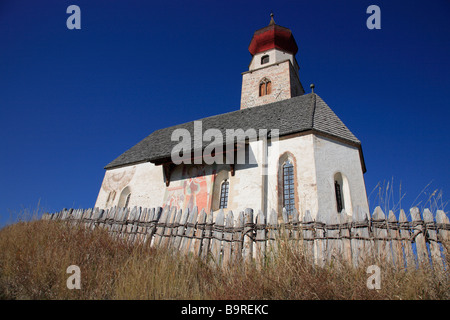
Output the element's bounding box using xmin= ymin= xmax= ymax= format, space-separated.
xmin=0 ymin=220 xmax=448 ymax=300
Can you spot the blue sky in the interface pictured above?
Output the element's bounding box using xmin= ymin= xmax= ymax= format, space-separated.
xmin=0 ymin=0 xmax=449 ymax=226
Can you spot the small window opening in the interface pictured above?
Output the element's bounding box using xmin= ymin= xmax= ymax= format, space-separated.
xmin=335 ymin=181 xmax=344 ymax=213
xmin=219 ymin=180 xmax=229 ymax=209
xmin=261 ymin=55 xmax=269 ymax=65
xmin=259 ymin=78 xmax=272 ymax=96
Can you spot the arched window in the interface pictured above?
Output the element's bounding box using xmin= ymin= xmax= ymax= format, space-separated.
xmin=259 ymin=78 xmax=271 ymax=96
xmin=212 ymin=170 xmax=230 ymax=211
xmin=125 ymin=193 xmax=131 ymax=208
xmin=335 ymin=180 xmax=344 ymax=213
xmin=118 ymin=186 xmax=131 ymax=208
xmin=261 ymin=55 xmax=269 ymax=65
xmin=283 ymin=160 xmax=295 ymax=215
xmin=334 ymin=172 xmax=351 ymax=214
xmin=277 ymin=153 xmax=297 ymax=220
xmin=219 ymin=180 xmax=229 ymax=209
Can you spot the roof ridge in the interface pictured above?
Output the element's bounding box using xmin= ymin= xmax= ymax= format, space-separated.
xmin=153 ymin=93 xmax=314 ymax=133
xmin=312 ymin=94 xmax=360 ymax=143
xmin=311 ymin=92 xmax=317 ymax=128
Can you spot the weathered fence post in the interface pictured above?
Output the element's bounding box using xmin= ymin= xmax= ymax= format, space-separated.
xmin=125 ymin=207 xmax=134 ymax=241
xmin=222 ymin=211 xmax=234 ymax=267
xmin=201 ymin=211 xmax=214 ymax=260
xmin=291 ymin=208 xmax=300 ymax=245
xmin=243 ymin=208 xmax=254 ymax=264
xmin=351 ymin=206 xmax=371 ymax=267
xmin=148 ymin=207 xmax=162 ymax=245
xmin=98 ymin=207 xmax=109 ymax=229
xmin=388 ymin=210 xmax=404 ymax=270
xmin=174 ymin=208 xmax=189 ymax=250
xmin=181 ymin=207 xmax=198 ymax=254
xmin=372 ymin=206 xmax=389 ymax=264
xmin=325 ymin=211 xmax=340 ymax=264
xmin=192 ymin=209 xmax=207 ymax=257
xmin=142 ymin=208 xmax=152 ymax=244
xmin=339 ymin=210 xmax=352 ymax=266
xmin=110 ymin=207 xmax=119 ymax=235
xmin=154 ymin=206 xmax=170 ymax=247
xmin=82 ymin=208 xmax=93 ymax=230
xmin=129 ymin=206 xmax=140 ymax=243
xmin=232 ymin=211 xmax=245 ymax=264
xmin=161 ymin=207 xmax=178 ymax=248
xmin=169 ymin=208 xmax=184 ymax=249
xmin=162 ymin=207 xmax=178 ymax=247
xmin=436 ymin=210 xmax=450 ymax=260
xmin=281 ymin=208 xmax=290 ymax=240
xmin=110 ymin=207 xmax=119 ymax=236
xmin=211 ymin=209 xmax=225 ymax=265
xmin=267 ymin=209 xmax=278 ymax=259
xmin=92 ymin=207 xmax=102 ymax=229
xmin=255 ymin=210 xmax=266 ymax=267
xmin=144 ymin=207 xmax=155 ymax=243
xmin=423 ymin=208 xmax=443 ymax=270
xmin=302 ymin=210 xmax=314 ymax=262
xmin=399 ymin=209 xmax=415 ymax=270
xmin=411 ymin=207 xmax=428 ymax=269
xmin=116 ymin=208 xmax=128 ymax=240
xmin=314 ymin=210 xmax=326 ymax=267
xmin=121 ymin=208 xmax=130 ymax=239
xmin=134 ymin=208 xmax=146 ymax=243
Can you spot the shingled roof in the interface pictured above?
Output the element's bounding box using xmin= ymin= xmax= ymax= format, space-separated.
xmin=105 ymin=93 xmax=364 ymax=170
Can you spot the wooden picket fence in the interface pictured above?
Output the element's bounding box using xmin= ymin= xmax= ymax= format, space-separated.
xmin=42 ymin=205 xmax=450 ymax=270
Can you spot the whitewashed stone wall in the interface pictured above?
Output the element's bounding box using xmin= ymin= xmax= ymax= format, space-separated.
xmin=95 ymin=134 xmax=368 ymax=221
xmin=248 ymin=48 xmax=298 ymax=71
xmin=265 ymin=134 xmax=319 ymax=219
xmin=95 ymin=162 xmax=165 ymax=210
xmin=312 ymin=135 xmax=369 ymax=216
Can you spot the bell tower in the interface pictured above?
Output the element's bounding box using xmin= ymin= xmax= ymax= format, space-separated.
xmin=240 ymin=14 xmax=305 ymax=109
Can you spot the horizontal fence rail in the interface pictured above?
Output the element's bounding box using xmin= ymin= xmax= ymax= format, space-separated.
xmin=42 ymin=206 xmax=450 ymax=270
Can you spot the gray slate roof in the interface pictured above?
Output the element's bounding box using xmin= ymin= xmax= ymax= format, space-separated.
xmin=105 ymin=93 xmax=362 ymax=169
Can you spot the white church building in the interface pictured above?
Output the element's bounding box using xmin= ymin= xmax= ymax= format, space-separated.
xmin=94 ymin=16 xmax=369 ymax=221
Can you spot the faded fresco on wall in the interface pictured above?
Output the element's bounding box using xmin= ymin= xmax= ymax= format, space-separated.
xmin=163 ymin=165 xmax=215 ymax=213
xmin=101 ymin=166 xmax=136 ymax=193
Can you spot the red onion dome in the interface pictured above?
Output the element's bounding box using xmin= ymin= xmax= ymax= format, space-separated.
xmin=248 ymin=14 xmax=298 ymax=56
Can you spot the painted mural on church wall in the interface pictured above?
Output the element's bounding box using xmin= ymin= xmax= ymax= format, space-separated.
xmin=101 ymin=165 xmax=137 ymax=193
xmin=163 ymin=165 xmax=215 ymax=213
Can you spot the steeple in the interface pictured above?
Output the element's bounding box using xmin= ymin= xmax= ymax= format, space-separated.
xmin=240 ymin=14 xmax=305 ymax=109
xmin=269 ymin=12 xmax=275 ymax=25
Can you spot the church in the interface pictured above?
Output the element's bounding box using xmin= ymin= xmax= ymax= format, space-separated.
xmin=94 ymin=15 xmax=369 ymax=220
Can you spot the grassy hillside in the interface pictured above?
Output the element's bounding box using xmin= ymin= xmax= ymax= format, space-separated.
xmin=0 ymin=219 xmax=448 ymax=300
